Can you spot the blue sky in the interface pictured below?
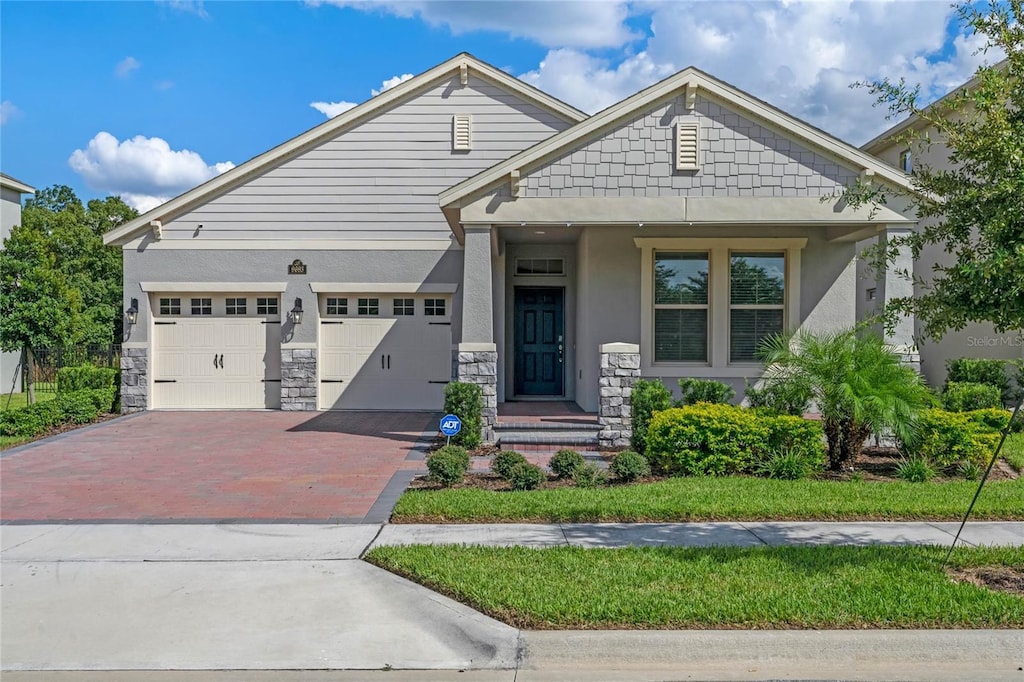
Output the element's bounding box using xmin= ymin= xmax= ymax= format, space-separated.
xmin=0 ymin=1 xmax=998 ymax=212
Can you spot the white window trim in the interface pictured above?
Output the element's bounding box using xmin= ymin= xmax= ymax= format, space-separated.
xmin=635 ymin=237 xmax=805 ymax=377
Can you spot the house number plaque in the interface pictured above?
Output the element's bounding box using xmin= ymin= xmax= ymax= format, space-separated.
xmin=288 ymin=259 xmax=307 ymax=275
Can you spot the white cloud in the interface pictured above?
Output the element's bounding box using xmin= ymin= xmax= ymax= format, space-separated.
xmin=310 ymin=100 xmax=358 ymax=117
xmin=156 ymin=1 xmax=209 ymax=19
xmin=312 ymin=0 xmax=637 ymax=48
xmin=68 ymin=132 xmax=234 ymax=212
xmin=0 ymin=100 xmax=19 ymax=125
xmin=155 ymin=80 xmax=175 ymax=91
xmin=115 ymin=56 xmax=141 ymax=79
xmin=371 ymin=73 xmax=414 ymax=96
xmin=517 ymin=1 xmax=1001 ymax=145
xmin=309 ymin=72 xmax=415 ymax=119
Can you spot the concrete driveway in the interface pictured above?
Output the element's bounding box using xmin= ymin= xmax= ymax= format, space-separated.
xmin=0 ymin=411 xmax=436 ymax=523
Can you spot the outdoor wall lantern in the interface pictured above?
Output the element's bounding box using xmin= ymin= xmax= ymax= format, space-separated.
xmin=125 ymin=298 xmax=139 ymax=326
xmin=290 ymin=297 xmax=304 ymax=325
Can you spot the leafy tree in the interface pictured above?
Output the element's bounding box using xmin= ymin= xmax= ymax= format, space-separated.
xmin=0 ymin=185 xmax=134 ymax=351
xmin=759 ymin=329 xmax=935 ymax=470
xmin=846 ymin=0 xmax=1024 ymax=339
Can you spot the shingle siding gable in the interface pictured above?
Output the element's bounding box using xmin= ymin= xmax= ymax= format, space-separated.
xmin=521 ymin=94 xmax=859 ymax=199
xmin=159 ymin=75 xmax=573 ymax=240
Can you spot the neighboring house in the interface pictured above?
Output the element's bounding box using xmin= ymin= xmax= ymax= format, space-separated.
xmin=860 ymin=67 xmax=1024 ymax=387
xmin=103 ymin=53 xmax=918 ymax=441
xmin=0 ymin=172 xmax=36 ymax=394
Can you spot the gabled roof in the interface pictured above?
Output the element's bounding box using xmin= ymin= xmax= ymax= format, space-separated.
xmin=861 ymin=60 xmax=1007 ymax=155
xmin=0 ymin=172 xmax=35 ymax=194
xmin=103 ymin=52 xmax=587 ymax=246
xmin=441 ymin=66 xmax=918 ymax=210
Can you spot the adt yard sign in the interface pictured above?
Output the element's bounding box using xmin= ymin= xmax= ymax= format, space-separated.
xmin=440 ymin=414 xmax=462 ymax=437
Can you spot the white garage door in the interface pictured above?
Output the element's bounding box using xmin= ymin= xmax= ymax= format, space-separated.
xmin=319 ymin=295 xmax=451 ymax=410
xmin=151 ymin=296 xmax=281 ymax=409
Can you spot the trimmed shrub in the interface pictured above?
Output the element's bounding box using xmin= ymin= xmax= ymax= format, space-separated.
xmin=443 ymin=382 xmax=483 ymax=449
xmin=677 ymin=378 xmax=735 ymax=406
xmin=646 ymin=404 xmax=825 ymax=477
xmin=630 ymin=379 xmax=672 ymax=454
xmin=966 ymin=407 xmax=1012 ymax=433
xmin=744 ymin=376 xmax=812 ymax=416
xmin=492 ymin=450 xmax=528 ymax=479
xmin=0 ymin=388 xmax=116 ymax=439
xmin=609 ymin=450 xmax=650 ymax=482
xmin=942 ymin=382 xmax=1002 ymax=412
xmin=549 ymin=449 xmax=585 ymax=479
xmin=646 ymin=405 xmax=765 ymax=476
xmin=572 ymin=462 xmax=607 ymax=488
xmin=57 ymin=366 xmax=119 ymax=394
xmin=507 ymin=462 xmax=546 ymax=490
xmin=901 ymin=408 xmax=1000 ymax=468
xmin=426 ymin=445 xmax=470 ymax=487
xmin=55 ymin=392 xmax=100 ymax=424
xmin=895 ymin=456 xmax=935 ymax=483
xmin=945 ymin=358 xmax=1010 ymax=402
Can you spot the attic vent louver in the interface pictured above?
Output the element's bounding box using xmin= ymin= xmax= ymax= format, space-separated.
xmin=675 ymin=122 xmax=699 ymax=171
xmin=453 ymin=114 xmax=472 ymax=151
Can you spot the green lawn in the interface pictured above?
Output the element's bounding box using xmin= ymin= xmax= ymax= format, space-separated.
xmin=366 ymin=544 xmax=1024 ymax=629
xmin=392 ymin=476 xmax=1024 ymax=523
xmin=0 ymin=391 xmax=56 ymax=412
xmin=0 ymin=392 xmax=58 ymax=449
xmin=1003 ymin=433 xmax=1024 ymax=471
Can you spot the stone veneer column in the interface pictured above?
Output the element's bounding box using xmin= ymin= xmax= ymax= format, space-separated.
xmin=598 ymin=342 xmax=640 ymax=450
xmin=281 ymin=348 xmax=317 ymax=411
xmin=120 ymin=347 xmax=148 ymax=413
xmin=456 ymin=342 xmax=497 ymax=442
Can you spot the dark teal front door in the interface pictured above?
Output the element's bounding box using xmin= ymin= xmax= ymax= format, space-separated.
xmin=514 ymin=287 xmax=564 ymax=396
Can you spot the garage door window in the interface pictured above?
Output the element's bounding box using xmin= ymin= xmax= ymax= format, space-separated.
xmin=159 ymin=298 xmax=181 ymax=315
xmin=191 ymin=298 xmax=212 ymax=316
xmin=424 ymin=299 xmax=446 ymax=316
xmin=358 ymin=298 xmax=379 ymax=315
xmin=326 ymin=298 xmax=348 ymax=315
xmin=257 ymin=297 xmax=278 ymax=315
xmin=226 ymin=298 xmax=247 ymax=315
xmin=393 ymin=298 xmax=414 ymax=316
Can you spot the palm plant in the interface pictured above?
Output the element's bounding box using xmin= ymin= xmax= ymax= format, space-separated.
xmin=758 ymin=329 xmax=934 ymax=470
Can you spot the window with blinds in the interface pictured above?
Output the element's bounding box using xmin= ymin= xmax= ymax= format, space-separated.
xmin=729 ymin=252 xmax=785 ymax=362
xmin=654 ymin=252 xmax=709 ymax=363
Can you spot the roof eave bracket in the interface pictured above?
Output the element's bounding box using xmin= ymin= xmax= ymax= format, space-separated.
xmin=685 ymin=83 xmax=698 ymax=110
xmin=150 ymin=220 xmax=163 ymax=240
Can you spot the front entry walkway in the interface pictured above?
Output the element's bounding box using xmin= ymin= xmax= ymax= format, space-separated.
xmin=0 ymin=411 xmax=436 ymax=523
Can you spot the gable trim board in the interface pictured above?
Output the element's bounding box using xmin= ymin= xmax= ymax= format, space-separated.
xmin=440 ymin=67 xmax=918 ymax=242
xmin=103 ymin=53 xmax=586 ymax=247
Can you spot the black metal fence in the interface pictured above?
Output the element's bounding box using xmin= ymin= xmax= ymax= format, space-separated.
xmin=20 ymin=344 xmax=121 ymax=394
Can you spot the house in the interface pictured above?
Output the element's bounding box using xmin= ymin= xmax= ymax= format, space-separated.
xmin=103 ymin=53 xmax=919 ymax=444
xmin=860 ymin=67 xmax=1024 ymax=387
xmin=0 ymin=172 xmax=36 ymax=393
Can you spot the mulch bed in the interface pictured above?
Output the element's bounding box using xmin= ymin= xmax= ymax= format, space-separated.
xmin=949 ymin=566 xmax=1024 ymax=597
xmin=411 ymin=445 xmax=1018 ymax=492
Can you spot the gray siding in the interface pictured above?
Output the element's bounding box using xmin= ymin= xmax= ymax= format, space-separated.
xmin=159 ymin=75 xmax=572 ymax=240
xmin=522 ymin=94 xmax=859 ymax=198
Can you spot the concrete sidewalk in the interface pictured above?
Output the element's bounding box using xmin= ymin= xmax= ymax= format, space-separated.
xmin=371 ymin=520 xmax=1024 ymax=549
xmin=3 ymin=522 xmax=1022 ymax=680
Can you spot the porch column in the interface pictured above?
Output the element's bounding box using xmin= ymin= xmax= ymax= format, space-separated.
xmin=598 ymin=342 xmax=640 ymax=450
xmin=461 ymin=225 xmax=494 ymax=343
xmin=458 ymin=224 xmax=497 ymax=441
xmin=879 ymin=227 xmax=920 ymax=371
